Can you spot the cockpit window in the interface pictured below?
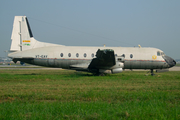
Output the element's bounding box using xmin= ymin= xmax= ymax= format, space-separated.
xmin=161 ymin=52 xmax=165 ymax=56
xmin=157 ymin=51 xmax=161 ymax=56
xmin=157 ymin=51 xmax=165 ymax=56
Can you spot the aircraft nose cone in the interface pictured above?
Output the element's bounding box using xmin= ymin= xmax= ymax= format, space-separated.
xmin=163 ymin=55 xmax=176 ymax=68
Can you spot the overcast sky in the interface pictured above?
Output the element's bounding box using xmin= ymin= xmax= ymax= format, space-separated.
xmin=0 ymin=0 xmax=180 ymax=59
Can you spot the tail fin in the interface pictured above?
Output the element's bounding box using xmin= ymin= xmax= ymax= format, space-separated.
xmin=10 ymin=16 xmax=60 ymax=52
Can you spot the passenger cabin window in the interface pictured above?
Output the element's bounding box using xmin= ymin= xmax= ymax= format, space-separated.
xmin=84 ymin=53 xmax=87 ymax=58
xmin=91 ymin=53 xmax=94 ymax=58
xmin=130 ymin=54 xmax=133 ymax=58
xmin=60 ymin=53 xmax=63 ymax=57
xmin=122 ymin=54 xmax=125 ymax=58
xmin=68 ymin=53 xmax=71 ymax=57
xmin=76 ymin=53 xmax=79 ymax=57
xmin=115 ymin=54 xmax=117 ymax=56
xmin=157 ymin=51 xmax=161 ymax=56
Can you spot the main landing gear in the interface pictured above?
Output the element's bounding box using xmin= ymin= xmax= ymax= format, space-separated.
xmin=150 ymin=69 xmax=155 ymax=76
xmin=93 ymin=72 xmax=105 ymax=76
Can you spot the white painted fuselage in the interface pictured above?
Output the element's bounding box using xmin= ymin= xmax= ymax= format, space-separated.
xmin=9 ymin=45 xmax=169 ymax=69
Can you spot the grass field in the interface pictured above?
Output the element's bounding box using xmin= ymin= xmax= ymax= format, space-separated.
xmin=0 ymin=69 xmax=180 ymax=119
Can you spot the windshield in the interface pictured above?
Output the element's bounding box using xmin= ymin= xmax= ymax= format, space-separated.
xmin=161 ymin=52 xmax=165 ymax=56
xmin=157 ymin=51 xmax=165 ymax=56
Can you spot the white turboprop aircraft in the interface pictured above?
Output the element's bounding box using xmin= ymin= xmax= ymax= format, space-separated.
xmin=8 ymin=16 xmax=176 ymax=75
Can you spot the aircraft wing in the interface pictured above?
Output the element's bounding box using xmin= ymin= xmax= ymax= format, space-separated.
xmin=88 ymin=49 xmax=116 ymax=69
xmin=12 ymin=57 xmax=34 ymax=63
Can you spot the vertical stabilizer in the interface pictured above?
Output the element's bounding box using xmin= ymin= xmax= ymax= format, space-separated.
xmin=10 ymin=16 xmax=60 ymax=52
xmin=10 ymin=16 xmax=34 ymax=51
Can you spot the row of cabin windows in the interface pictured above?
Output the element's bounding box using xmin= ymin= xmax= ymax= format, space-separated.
xmin=60 ymin=53 xmax=133 ymax=58
xmin=60 ymin=53 xmax=95 ymax=58
xmin=118 ymin=54 xmax=133 ymax=58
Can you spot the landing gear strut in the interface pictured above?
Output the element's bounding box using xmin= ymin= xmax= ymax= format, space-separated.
xmin=151 ymin=69 xmax=155 ymax=76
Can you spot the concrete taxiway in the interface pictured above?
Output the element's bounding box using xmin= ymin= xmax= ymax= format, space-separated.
xmin=169 ymin=66 xmax=180 ymax=71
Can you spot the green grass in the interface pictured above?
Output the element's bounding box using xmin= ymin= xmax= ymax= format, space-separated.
xmin=0 ymin=69 xmax=180 ymax=119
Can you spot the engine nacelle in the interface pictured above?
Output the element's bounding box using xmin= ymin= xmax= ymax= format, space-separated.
xmin=110 ymin=59 xmax=124 ymax=73
xmin=111 ymin=68 xmax=123 ymax=73
xmin=114 ymin=62 xmax=124 ymax=68
xmin=99 ymin=62 xmax=124 ymax=74
xmin=98 ymin=56 xmax=124 ymax=74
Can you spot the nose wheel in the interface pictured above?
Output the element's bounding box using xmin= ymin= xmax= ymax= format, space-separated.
xmin=151 ymin=69 xmax=155 ymax=76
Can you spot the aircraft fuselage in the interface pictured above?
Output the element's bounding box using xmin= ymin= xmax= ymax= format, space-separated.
xmin=9 ymin=45 xmax=174 ymax=71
